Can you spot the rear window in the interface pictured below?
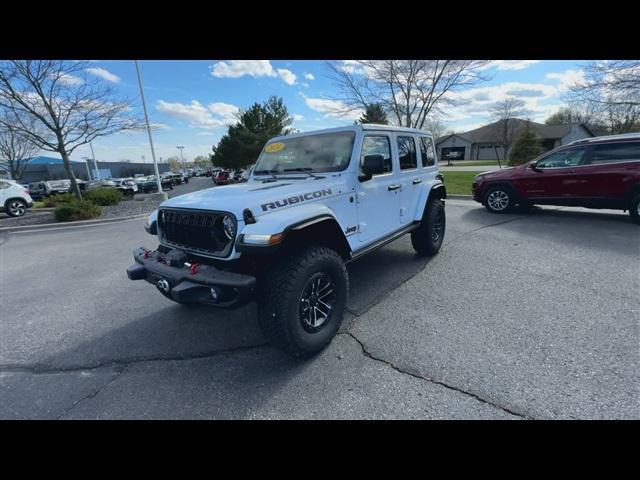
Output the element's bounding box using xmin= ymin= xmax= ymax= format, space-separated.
xmin=591 ymin=142 xmax=640 ymax=164
xmin=397 ymin=136 xmax=417 ymax=170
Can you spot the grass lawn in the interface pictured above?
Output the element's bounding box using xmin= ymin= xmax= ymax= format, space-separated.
xmin=446 ymin=160 xmax=501 ymax=167
xmin=441 ymin=171 xmax=477 ymax=195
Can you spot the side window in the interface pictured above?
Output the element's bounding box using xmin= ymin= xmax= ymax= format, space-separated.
xmin=397 ymin=136 xmax=417 ymax=170
xmin=360 ymin=135 xmax=392 ymax=175
xmin=591 ymin=142 xmax=640 ymax=164
xmin=537 ymin=148 xmax=588 ymax=168
xmin=420 ymin=137 xmax=436 ymax=167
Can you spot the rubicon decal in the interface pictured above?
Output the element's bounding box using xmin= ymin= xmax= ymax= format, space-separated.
xmin=261 ymin=189 xmax=333 ymax=212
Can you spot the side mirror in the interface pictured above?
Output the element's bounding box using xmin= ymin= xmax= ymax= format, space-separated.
xmin=360 ymin=154 xmax=386 ymax=181
xmin=529 ymin=162 xmax=542 ymax=172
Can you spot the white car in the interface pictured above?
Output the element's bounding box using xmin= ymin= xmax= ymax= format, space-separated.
xmin=0 ymin=179 xmax=34 ymax=217
xmin=128 ymin=125 xmax=446 ymax=357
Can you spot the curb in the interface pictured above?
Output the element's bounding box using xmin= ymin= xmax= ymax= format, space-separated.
xmin=447 ymin=194 xmax=473 ymax=200
xmin=0 ymin=212 xmax=151 ymax=233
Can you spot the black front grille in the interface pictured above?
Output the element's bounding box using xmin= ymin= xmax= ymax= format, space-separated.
xmin=158 ymin=208 xmax=235 ymax=257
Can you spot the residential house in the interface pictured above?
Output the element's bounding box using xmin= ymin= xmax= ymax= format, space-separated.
xmin=436 ymin=119 xmax=593 ymax=162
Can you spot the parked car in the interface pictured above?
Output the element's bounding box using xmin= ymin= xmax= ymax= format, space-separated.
xmin=28 ymin=179 xmax=72 ymax=199
xmin=0 ymin=179 xmax=34 ymax=217
xmin=127 ymin=124 xmax=446 ymax=357
xmin=110 ymin=178 xmax=139 ymax=198
xmin=471 ymin=133 xmax=640 ymax=223
xmin=239 ymin=166 xmax=254 ymax=183
xmin=213 ymin=170 xmax=230 ymax=185
xmin=138 ymin=175 xmax=174 ymax=193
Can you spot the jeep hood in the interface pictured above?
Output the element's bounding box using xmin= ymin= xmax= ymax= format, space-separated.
xmin=159 ymin=178 xmax=341 ymax=219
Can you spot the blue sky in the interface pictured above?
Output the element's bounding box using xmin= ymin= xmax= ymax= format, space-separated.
xmin=68 ymin=60 xmax=587 ymax=163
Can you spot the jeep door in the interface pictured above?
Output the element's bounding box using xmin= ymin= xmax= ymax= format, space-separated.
xmin=582 ymin=141 xmax=640 ymax=200
xmin=517 ymin=146 xmax=591 ymax=200
xmin=395 ymin=134 xmax=423 ymax=224
xmin=356 ymin=133 xmax=401 ymax=243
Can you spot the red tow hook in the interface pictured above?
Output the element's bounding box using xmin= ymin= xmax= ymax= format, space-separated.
xmin=189 ymin=263 xmax=200 ymax=275
xmin=143 ymin=249 xmax=151 ymax=259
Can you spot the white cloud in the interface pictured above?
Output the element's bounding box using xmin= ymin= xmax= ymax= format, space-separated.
xmin=210 ymin=60 xmax=276 ymax=78
xmin=491 ymin=60 xmax=540 ymax=71
xmin=546 ymin=69 xmax=586 ymax=92
xmin=277 ymin=68 xmax=297 ymax=85
xmin=86 ymin=67 xmax=121 ymax=83
xmin=207 ymin=102 xmax=240 ymax=123
xmin=304 ymin=72 xmax=315 ymax=81
xmin=57 ymin=73 xmax=83 ymax=86
xmin=292 ymin=113 xmax=304 ymax=121
xmin=304 ymin=96 xmax=362 ymax=120
xmin=156 ymin=99 xmax=239 ymax=130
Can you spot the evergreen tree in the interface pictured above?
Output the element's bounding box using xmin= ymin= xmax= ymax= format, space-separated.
xmin=507 ymin=122 xmax=543 ymax=166
xmin=212 ymin=96 xmax=293 ymax=170
xmin=358 ymin=103 xmax=389 ymax=125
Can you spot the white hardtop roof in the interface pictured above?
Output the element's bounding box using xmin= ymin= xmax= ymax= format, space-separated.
xmin=269 ymin=124 xmax=433 ymax=143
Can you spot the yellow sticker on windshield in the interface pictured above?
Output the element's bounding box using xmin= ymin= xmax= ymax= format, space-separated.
xmin=265 ymin=142 xmax=285 ymax=153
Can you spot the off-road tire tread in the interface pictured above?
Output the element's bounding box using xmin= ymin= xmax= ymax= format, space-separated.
xmin=258 ymin=246 xmax=348 ymax=357
xmin=411 ymin=198 xmax=445 ymax=256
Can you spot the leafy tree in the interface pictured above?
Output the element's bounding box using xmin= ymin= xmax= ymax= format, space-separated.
xmin=212 ymin=96 xmax=293 ymax=170
xmin=508 ymin=122 xmax=543 ymax=166
xmin=358 ymin=103 xmax=388 ymax=124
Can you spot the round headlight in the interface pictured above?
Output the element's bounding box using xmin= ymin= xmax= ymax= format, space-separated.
xmin=222 ymin=215 xmax=235 ymax=240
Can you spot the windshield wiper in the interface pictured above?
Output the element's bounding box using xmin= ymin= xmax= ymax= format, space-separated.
xmin=283 ymin=167 xmax=323 ymax=179
xmin=254 ymin=169 xmax=279 ymax=180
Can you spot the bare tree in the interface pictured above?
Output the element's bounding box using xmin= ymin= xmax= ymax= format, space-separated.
xmin=0 ymin=60 xmax=141 ymax=198
xmin=0 ymin=112 xmax=40 ymax=180
xmin=423 ymin=117 xmax=447 ymax=141
xmin=567 ymin=61 xmax=640 ymax=134
xmin=489 ymin=97 xmax=529 ymax=168
xmin=326 ymin=60 xmax=491 ymax=129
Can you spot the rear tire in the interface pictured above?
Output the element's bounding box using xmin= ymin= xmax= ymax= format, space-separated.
xmin=484 ymin=186 xmax=514 ymax=213
xmin=5 ymin=199 xmax=27 ymax=217
xmin=630 ymin=194 xmax=640 ymax=224
xmin=258 ymin=246 xmax=348 ymax=358
xmin=411 ymin=198 xmax=445 ymax=256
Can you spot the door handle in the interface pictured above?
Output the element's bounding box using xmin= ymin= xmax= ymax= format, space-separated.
xmin=388 ymin=184 xmax=401 ymax=191
xmin=412 ymin=179 xmax=422 ymax=185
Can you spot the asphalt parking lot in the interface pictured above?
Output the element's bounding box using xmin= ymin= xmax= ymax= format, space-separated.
xmin=0 ymin=199 xmax=638 ymax=419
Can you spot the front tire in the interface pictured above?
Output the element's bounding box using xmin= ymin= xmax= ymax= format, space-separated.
xmin=484 ymin=186 xmax=514 ymax=213
xmin=258 ymin=246 xmax=348 ymax=357
xmin=411 ymin=198 xmax=445 ymax=256
xmin=630 ymin=194 xmax=640 ymax=224
xmin=6 ymin=199 xmax=27 ymax=217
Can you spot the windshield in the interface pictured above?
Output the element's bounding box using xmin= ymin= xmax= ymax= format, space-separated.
xmin=254 ymin=131 xmax=355 ymax=175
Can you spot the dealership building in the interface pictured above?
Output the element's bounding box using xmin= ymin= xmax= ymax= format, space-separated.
xmin=4 ymin=156 xmax=170 ymax=183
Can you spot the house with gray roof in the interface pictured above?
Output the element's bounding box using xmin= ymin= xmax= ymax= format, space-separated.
xmin=436 ymin=119 xmax=593 ymax=162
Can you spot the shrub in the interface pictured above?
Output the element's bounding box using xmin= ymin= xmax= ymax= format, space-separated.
xmin=84 ymin=187 xmax=122 ymax=206
xmin=43 ymin=192 xmax=75 ymax=207
xmin=508 ymin=122 xmax=543 ymax=166
xmin=54 ymin=200 xmax=102 ymax=222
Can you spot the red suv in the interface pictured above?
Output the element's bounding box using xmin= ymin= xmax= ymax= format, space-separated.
xmin=471 ymin=134 xmax=640 ymax=223
xmin=213 ymin=171 xmax=230 ymax=185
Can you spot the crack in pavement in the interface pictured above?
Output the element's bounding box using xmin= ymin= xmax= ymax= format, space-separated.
xmin=341 ymin=331 xmax=528 ymax=419
xmin=55 ymin=365 xmax=128 ymax=420
xmin=0 ymin=342 xmax=269 ymax=375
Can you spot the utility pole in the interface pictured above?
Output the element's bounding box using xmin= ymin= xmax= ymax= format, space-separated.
xmin=89 ymin=141 xmax=100 ymax=180
xmin=134 ymin=60 xmax=166 ymax=200
xmin=176 ymin=145 xmax=185 ymax=171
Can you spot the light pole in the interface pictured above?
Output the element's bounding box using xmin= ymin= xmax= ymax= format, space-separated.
xmin=134 ymin=60 xmax=166 ymax=199
xmin=89 ymin=141 xmax=99 ymax=180
xmin=82 ymin=157 xmax=92 ymax=180
xmin=176 ymin=145 xmax=185 ymax=171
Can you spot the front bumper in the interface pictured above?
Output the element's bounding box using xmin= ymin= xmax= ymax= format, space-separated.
xmin=126 ymin=247 xmax=256 ymax=308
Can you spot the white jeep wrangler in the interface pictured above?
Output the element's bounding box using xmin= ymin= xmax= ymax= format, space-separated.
xmin=127 ymin=125 xmax=446 ymax=356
